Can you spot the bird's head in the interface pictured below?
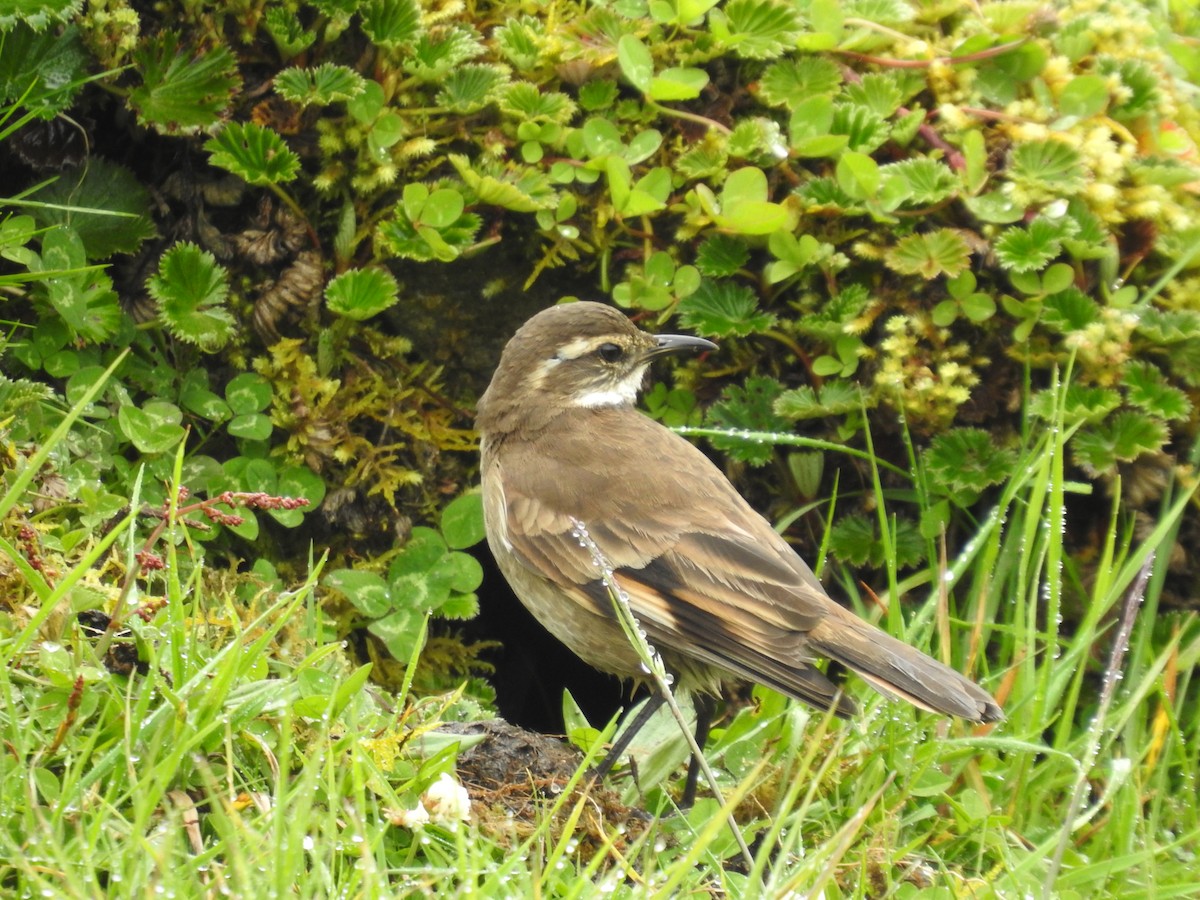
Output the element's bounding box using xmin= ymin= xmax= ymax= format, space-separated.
xmin=477 ymin=302 xmax=715 ymax=435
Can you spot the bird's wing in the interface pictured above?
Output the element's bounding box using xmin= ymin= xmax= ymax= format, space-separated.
xmin=494 ymin=407 xmax=856 ymax=715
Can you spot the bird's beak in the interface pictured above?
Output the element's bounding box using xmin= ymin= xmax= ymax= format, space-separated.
xmin=644 ymin=333 xmax=717 ymax=361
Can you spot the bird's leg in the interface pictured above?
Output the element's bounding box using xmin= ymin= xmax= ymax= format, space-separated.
xmin=680 ymin=693 xmax=715 ymax=809
xmin=593 ymin=692 xmax=665 ymax=780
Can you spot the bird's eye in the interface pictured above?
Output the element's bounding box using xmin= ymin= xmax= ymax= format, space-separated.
xmin=596 ymin=342 xmax=624 ymax=363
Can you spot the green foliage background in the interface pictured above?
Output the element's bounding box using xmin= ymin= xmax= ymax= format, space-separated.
xmin=2 ymin=0 xmax=1200 ymax=895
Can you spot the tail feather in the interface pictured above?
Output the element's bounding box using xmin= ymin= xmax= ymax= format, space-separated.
xmin=809 ymin=608 xmax=1003 ymax=723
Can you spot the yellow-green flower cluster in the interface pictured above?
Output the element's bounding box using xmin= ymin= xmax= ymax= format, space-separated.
xmin=1064 ymin=307 xmax=1139 ymax=386
xmin=873 ymin=314 xmax=984 ymax=428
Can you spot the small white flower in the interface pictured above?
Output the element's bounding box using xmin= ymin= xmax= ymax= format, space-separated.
xmin=390 ymin=801 xmax=430 ymax=829
xmin=422 ymin=773 xmax=472 ymax=829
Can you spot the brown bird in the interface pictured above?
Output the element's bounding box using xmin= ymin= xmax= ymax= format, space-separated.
xmin=477 ymin=302 xmax=1001 ymax=802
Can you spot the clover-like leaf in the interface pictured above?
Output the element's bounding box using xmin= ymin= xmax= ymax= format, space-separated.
xmin=617 ymin=34 xmax=654 ymax=93
xmin=205 ymin=122 xmax=301 ymax=185
xmin=884 ymin=229 xmax=971 ymax=279
xmin=33 ymin=227 xmax=122 ymax=342
xmin=117 ymin=401 xmax=187 ymax=455
xmin=326 ymin=570 xmax=392 ymax=618
xmin=325 ymin=267 xmax=400 ymax=321
xmin=651 ymin=67 xmax=710 ymax=102
xmin=147 ymin=242 xmax=235 ymax=352
xmin=441 ymin=492 xmax=486 ymax=550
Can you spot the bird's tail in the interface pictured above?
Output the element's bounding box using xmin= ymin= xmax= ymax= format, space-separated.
xmin=809 ymin=605 xmax=1003 ymax=723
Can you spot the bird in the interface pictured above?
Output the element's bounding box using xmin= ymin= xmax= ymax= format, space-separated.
xmin=476 ymin=301 xmax=1002 ymax=804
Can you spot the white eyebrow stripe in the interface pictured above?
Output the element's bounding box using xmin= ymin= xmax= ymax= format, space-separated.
xmin=555 ymin=336 xmax=606 ymax=360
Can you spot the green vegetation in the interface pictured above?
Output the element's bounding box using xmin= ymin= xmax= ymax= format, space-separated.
xmin=2 ymin=0 xmax=1199 ymax=895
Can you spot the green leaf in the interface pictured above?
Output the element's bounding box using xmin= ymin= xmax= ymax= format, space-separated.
xmin=1030 ymin=385 xmax=1120 ymax=424
xmin=361 ymin=0 xmax=423 ymax=50
xmin=441 ymin=492 xmax=486 ymax=550
xmin=963 ymin=191 xmax=1024 ymax=224
xmin=1097 ymin=56 xmax=1159 ymax=121
xmin=1057 ymin=74 xmax=1109 ymax=119
xmin=225 ymin=372 xmax=273 ymax=415
xmin=828 ymin=514 xmax=924 ymax=569
xmin=1073 ymin=412 xmax=1168 ymax=474
xmin=774 ymin=381 xmax=861 ymax=420
xmin=273 ymin=466 xmax=325 ymax=526
xmin=765 ymin=231 xmax=834 ymax=283
xmin=1009 ymin=139 xmax=1086 ymax=194
xmin=707 ymin=166 xmax=796 ymax=234
xmin=205 ymin=123 xmax=301 ymax=186
xmin=437 ymin=64 xmax=507 ymax=113
xmin=994 ymin=217 xmax=1076 ymax=273
xmin=844 ymin=73 xmax=904 ymax=118
xmin=117 ymin=402 xmax=186 ymax=454
xmin=494 ymin=15 xmax=546 ymax=71
xmin=128 ymin=33 xmax=240 ymax=134
xmin=499 ymin=82 xmax=577 ymax=123
xmin=390 ymin=528 xmax=448 ymax=579
xmin=704 ymin=377 xmax=789 ymax=466
xmin=758 ymin=58 xmax=841 ymax=110
xmin=879 ymin=158 xmax=958 ymax=206
xmin=617 ymin=35 xmax=654 ymax=93
xmin=831 ymin=104 xmax=888 ymax=154
xmin=26 ymin=159 xmax=155 ymax=259
xmin=650 ymin=67 xmax=710 ymax=101
xmin=677 ymin=280 xmax=776 ymax=337
xmin=711 ymin=0 xmax=802 ymax=60
xmin=369 ymin=609 xmax=425 ymax=663
xmin=923 ymin=428 xmax=1018 ymax=500
xmin=227 ymin=413 xmax=273 ymax=441
xmin=147 ymin=242 xmax=234 ymax=352
xmin=32 ymin=227 xmax=122 ymax=342
xmin=1125 ymin=362 xmax=1192 ymax=421
xmin=325 ymin=267 xmax=400 ymax=321
xmin=326 ymin=570 xmax=392 ymax=617
xmin=264 ymin=7 xmax=316 ymax=58
xmin=695 ymin=235 xmax=750 ymax=277
xmin=406 ymin=26 xmax=484 ymax=80
xmin=884 ymin=229 xmax=971 ymax=279
xmin=835 ymin=151 xmax=880 ymax=200
xmin=0 ymin=23 xmax=89 ymax=117
xmin=274 ymin=64 xmax=366 ymax=107
xmin=578 ymin=80 xmax=619 ymax=111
